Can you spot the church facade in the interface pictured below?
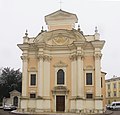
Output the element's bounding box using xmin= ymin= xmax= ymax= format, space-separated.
xmin=18 ymin=10 xmax=106 ymax=114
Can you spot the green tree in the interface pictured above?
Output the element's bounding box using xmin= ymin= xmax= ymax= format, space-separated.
xmin=0 ymin=67 xmax=22 ymax=102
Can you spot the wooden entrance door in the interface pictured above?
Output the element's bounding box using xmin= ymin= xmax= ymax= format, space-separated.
xmin=56 ymin=96 xmax=65 ymax=112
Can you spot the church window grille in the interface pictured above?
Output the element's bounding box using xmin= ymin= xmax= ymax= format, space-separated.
xmin=30 ymin=93 xmax=36 ymax=98
xmin=86 ymin=94 xmax=93 ymax=99
xmin=57 ymin=69 xmax=64 ymax=85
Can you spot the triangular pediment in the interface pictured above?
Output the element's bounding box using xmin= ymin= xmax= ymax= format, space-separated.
xmin=45 ymin=10 xmax=78 ymax=24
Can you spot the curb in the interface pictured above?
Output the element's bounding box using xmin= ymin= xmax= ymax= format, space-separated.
xmin=104 ymin=110 xmax=113 ymax=115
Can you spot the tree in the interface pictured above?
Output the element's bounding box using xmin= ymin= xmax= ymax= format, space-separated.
xmin=0 ymin=67 xmax=22 ymax=102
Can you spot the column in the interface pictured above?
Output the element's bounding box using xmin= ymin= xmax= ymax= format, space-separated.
xmin=77 ymin=53 xmax=84 ymax=97
xmin=94 ymin=53 xmax=102 ymax=97
xmin=21 ymin=55 xmax=28 ymax=97
xmin=37 ymin=55 xmax=43 ymax=97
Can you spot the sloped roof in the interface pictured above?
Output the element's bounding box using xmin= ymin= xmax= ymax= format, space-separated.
xmin=9 ymin=90 xmax=21 ymax=94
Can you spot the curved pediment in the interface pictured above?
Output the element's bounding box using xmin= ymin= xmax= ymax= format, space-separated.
xmin=34 ymin=29 xmax=86 ymax=46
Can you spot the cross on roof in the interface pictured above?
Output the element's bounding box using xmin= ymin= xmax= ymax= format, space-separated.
xmin=59 ymin=0 xmax=63 ymax=9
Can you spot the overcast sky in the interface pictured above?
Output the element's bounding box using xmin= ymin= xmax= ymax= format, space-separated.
xmin=0 ymin=0 xmax=120 ymax=79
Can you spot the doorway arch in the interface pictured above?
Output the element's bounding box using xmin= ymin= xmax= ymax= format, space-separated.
xmin=13 ymin=96 xmax=18 ymax=106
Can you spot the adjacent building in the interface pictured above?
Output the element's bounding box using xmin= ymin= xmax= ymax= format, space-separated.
xmin=18 ymin=9 xmax=106 ymax=114
xmin=3 ymin=90 xmax=21 ymax=107
xmin=106 ymin=76 xmax=120 ymax=105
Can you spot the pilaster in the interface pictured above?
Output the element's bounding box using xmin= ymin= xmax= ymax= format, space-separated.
xmin=43 ymin=55 xmax=52 ymax=97
xmin=37 ymin=54 xmax=44 ymax=97
xmin=21 ymin=55 xmax=29 ymax=97
xmin=94 ymin=52 xmax=102 ymax=98
xmin=77 ymin=53 xmax=84 ymax=98
xmin=70 ymin=54 xmax=77 ymax=97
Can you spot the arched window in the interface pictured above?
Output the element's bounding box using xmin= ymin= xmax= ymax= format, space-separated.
xmin=57 ymin=69 xmax=64 ymax=85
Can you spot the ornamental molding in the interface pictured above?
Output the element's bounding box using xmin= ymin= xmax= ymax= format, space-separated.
xmin=52 ymin=36 xmax=69 ymax=45
xmin=34 ymin=29 xmax=86 ymax=46
xmin=84 ymin=65 xmax=94 ymax=70
xmin=54 ymin=61 xmax=68 ymax=67
xmin=52 ymin=86 xmax=69 ymax=95
xmin=28 ymin=67 xmax=37 ymax=72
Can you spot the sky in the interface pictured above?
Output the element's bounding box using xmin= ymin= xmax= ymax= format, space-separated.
xmin=0 ymin=0 xmax=120 ymax=79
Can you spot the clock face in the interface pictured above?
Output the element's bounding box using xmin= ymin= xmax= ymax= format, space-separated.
xmin=53 ymin=36 xmax=69 ymax=45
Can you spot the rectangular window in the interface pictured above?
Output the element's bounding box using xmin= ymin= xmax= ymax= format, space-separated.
xmin=108 ymin=84 xmax=110 ymax=89
xmin=86 ymin=73 xmax=92 ymax=85
xmin=114 ymin=91 xmax=116 ymax=97
xmin=86 ymin=94 xmax=93 ymax=99
xmin=30 ymin=93 xmax=36 ymax=98
xmin=113 ymin=83 xmax=116 ymax=89
xmin=108 ymin=92 xmax=110 ymax=97
xmin=113 ymin=91 xmax=116 ymax=97
xmin=30 ymin=74 xmax=36 ymax=85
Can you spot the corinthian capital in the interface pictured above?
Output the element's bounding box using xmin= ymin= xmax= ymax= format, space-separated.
xmin=94 ymin=53 xmax=102 ymax=59
xmin=37 ymin=54 xmax=44 ymax=60
xmin=69 ymin=54 xmax=77 ymax=61
xmin=43 ymin=55 xmax=52 ymax=62
xmin=21 ymin=56 xmax=29 ymax=61
xmin=77 ymin=53 xmax=84 ymax=59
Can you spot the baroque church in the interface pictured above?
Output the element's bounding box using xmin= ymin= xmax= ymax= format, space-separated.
xmin=18 ymin=9 xmax=106 ymax=114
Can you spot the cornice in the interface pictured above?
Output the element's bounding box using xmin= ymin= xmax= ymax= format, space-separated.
xmin=91 ymin=40 xmax=105 ymax=49
xmin=17 ymin=43 xmax=30 ymax=51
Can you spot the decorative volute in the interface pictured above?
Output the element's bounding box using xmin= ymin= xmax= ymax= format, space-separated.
xmin=45 ymin=9 xmax=78 ymax=31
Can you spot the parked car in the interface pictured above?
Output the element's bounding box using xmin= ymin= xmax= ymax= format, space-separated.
xmin=3 ymin=104 xmax=17 ymax=111
xmin=106 ymin=101 xmax=120 ymax=110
